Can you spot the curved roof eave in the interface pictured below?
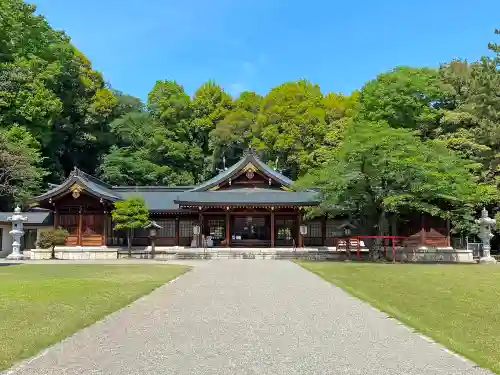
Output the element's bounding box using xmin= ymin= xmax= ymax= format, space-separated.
xmin=29 ymin=175 xmax=120 ymax=203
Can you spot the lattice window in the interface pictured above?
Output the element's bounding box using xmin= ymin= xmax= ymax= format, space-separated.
xmin=133 ymin=227 xmax=149 ymax=237
xmin=277 ymin=227 xmax=292 ymax=240
xmin=207 ymin=219 xmax=225 ymax=240
xmin=326 ymin=220 xmax=343 ymax=238
xmin=156 ymin=219 xmax=176 ymax=237
xmin=82 ymin=215 xmax=104 ymax=235
xmin=180 ymin=220 xmax=195 ymax=238
xmin=59 ymin=214 xmax=79 ymax=236
xmin=24 ymin=229 xmax=37 ymax=250
xmin=305 ymin=221 xmax=322 ymax=238
xmin=276 ymin=218 xmax=295 ymax=240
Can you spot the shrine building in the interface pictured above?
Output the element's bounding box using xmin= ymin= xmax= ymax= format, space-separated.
xmin=0 ymin=149 xmax=452 ymax=259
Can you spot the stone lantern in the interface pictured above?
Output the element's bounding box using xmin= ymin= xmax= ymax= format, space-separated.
xmin=476 ymin=208 xmax=497 ymax=264
xmin=145 ymin=220 xmax=162 ymax=259
xmin=7 ymin=206 xmax=28 ymax=260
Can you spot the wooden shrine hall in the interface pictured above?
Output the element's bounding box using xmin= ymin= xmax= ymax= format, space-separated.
xmin=29 ymin=149 xmax=323 ymax=248
xmin=27 ymin=149 xmax=451 ymax=250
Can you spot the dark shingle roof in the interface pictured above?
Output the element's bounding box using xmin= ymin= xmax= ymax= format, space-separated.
xmin=175 ymin=189 xmax=319 ymax=206
xmin=0 ymin=211 xmax=53 ymax=225
xmin=119 ymin=191 xmax=183 ymax=211
xmin=29 ymin=150 xmax=317 ymax=211
xmin=30 ymin=168 xmax=120 ymax=203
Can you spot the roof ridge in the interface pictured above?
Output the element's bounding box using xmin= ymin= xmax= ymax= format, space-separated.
xmin=73 ymin=167 xmax=113 ymax=189
xmin=112 ymin=186 xmax=192 ymax=191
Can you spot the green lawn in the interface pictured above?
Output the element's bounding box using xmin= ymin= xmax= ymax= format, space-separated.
xmin=298 ymin=262 xmax=500 ymax=374
xmin=0 ymin=264 xmax=190 ymax=371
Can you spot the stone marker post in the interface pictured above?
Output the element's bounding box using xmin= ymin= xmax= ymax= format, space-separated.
xmin=7 ymin=206 xmax=28 ymax=260
xmin=476 ymin=207 xmax=497 ymax=264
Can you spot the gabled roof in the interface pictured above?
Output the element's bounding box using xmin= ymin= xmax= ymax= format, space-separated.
xmin=29 ymin=167 xmax=120 ymax=203
xmin=28 ymin=150 xmax=317 ymax=211
xmin=190 ymin=148 xmax=293 ymax=192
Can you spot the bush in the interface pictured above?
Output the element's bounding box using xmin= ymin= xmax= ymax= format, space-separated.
xmin=37 ymin=228 xmax=69 ymax=259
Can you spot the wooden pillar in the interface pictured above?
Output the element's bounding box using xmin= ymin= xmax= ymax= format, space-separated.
xmin=54 ymin=209 xmax=59 ymax=229
xmin=321 ymin=215 xmax=326 ymax=247
xmin=225 ymin=209 xmax=230 ymax=247
xmin=175 ymin=218 xmax=180 ymax=246
xmin=78 ymin=207 xmax=83 ymax=246
xmin=198 ymin=211 xmax=203 ymax=248
xmin=103 ymin=212 xmax=108 ymax=246
xmin=271 ymin=208 xmax=275 ymax=248
xmin=297 ymin=210 xmax=303 ymax=248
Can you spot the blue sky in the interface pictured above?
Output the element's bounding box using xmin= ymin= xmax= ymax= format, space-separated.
xmin=33 ymin=0 xmax=500 ymax=100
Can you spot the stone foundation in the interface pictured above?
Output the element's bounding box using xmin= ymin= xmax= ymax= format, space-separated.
xmin=30 ymin=246 xmax=118 ymax=260
xmin=28 ymin=246 xmax=475 ymax=263
xmin=385 ymin=247 xmax=475 ymax=263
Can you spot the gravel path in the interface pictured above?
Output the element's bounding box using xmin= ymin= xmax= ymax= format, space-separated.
xmin=6 ymin=260 xmax=491 ymax=375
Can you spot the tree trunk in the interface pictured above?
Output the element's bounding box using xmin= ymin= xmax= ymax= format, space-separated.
xmin=369 ymin=210 xmax=389 ymax=261
xmin=51 ymin=245 xmax=55 ymax=260
xmin=127 ymin=229 xmax=132 ymax=258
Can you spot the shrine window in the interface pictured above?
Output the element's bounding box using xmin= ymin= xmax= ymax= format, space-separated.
xmin=156 ymin=219 xmax=176 ymax=237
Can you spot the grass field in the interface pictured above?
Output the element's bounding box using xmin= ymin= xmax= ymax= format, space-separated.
xmin=298 ymin=262 xmax=500 ymax=374
xmin=0 ymin=264 xmax=190 ymax=371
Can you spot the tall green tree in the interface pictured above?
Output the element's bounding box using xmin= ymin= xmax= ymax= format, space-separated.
xmin=0 ymin=125 xmax=45 ymax=210
xmin=359 ymin=66 xmax=449 ymax=137
xmin=297 ymin=120 xmax=491 ymax=251
xmin=191 ymin=81 xmax=233 ymax=177
xmin=255 ymin=80 xmax=328 ymax=179
xmin=0 ymin=0 xmax=122 ymax=182
xmin=210 ymin=91 xmax=263 ymax=169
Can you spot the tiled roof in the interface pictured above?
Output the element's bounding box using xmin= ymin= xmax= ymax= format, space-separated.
xmin=175 ymin=189 xmax=319 ymax=206
xmin=29 ymin=150 xmax=319 ymax=211
xmin=29 ymin=167 xmax=120 ymax=203
xmin=0 ymin=211 xmax=53 ymax=224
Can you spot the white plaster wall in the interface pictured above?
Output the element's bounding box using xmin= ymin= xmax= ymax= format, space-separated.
xmin=0 ymin=225 xmax=11 ymax=258
xmin=0 ymin=225 xmax=51 ymax=258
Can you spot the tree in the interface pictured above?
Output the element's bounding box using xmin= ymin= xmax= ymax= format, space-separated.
xmin=0 ymin=0 xmax=125 ymax=183
xmin=111 ymin=197 xmax=149 ymax=257
xmin=297 ymin=120 xmax=491 ymax=256
xmin=210 ymin=91 xmax=263 ymax=169
xmin=36 ymin=228 xmax=69 ymax=259
xmin=255 ymin=80 xmax=328 ymax=179
xmin=190 ymin=81 xmax=233 ymax=178
xmin=308 ymin=91 xmax=359 ymax=166
xmin=0 ymin=125 xmax=46 ymax=210
xmin=99 ymin=82 xmax=204 ymax=186
xmin=359 ymin=66 xmax=449 ymax=137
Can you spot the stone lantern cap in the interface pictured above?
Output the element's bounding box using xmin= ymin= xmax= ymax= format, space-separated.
xmin=7 ymin=206 xmax=28 ymax=222
xmin=476 ymin=208 xmax=496 ymax=226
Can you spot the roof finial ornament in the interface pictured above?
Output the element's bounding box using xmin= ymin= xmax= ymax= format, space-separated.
xmin=222 ymin=156 xmax=227 ymax=171
xmin=244 ymin=147 xmax=257 ymax=156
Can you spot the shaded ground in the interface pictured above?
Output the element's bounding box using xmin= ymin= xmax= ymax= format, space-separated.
xmin=299 ymin=261 xmax=500 ymax=374
xmin=0 ymin=264 xmax=189 ymax=371
xmin=6 ymin=260 xmax=491 ymax=375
